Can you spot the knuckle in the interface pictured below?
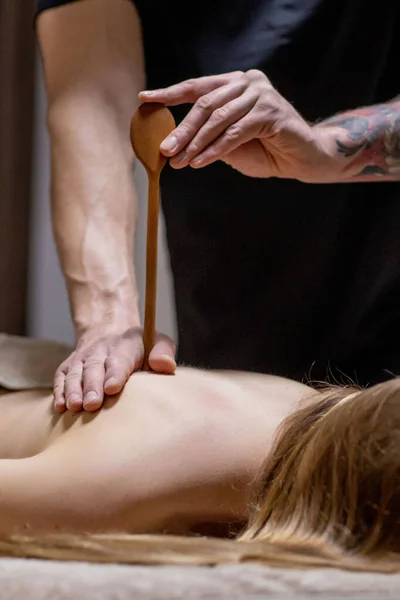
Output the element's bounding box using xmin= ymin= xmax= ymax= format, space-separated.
xmin=257 ymin=85 xmax=278 ymax=105
xmin=183 ymin=78 xmax=196 ymax=99
xmin=64 ymin=369 xmax=82 ymax=382
xmin=122 ymin=326 xmax=142 ymax=340
xmin=196 ymin=95 xmax=214 ymax=114
xmin=257 ymin=99 xmax=273 ymax=115
xmin=68 ymin=356 xmax=83 ymax=368
xmin=105 ymin=354 xmax=130 ymax=372
xmin=211 ymin=106 xmax=229 ymax=124
xmin=184 ymin=78 xmax=195 ymax=90
xmin=225 ymin=125 xmax=242 ymax=141
xmin=258 ymin=89 xmax=276 ymax=106
xmin=245 ymin=68 xmax=265 ymax=81
xmin=83 ymin=357 xmax=105 ymax=371
xmin=257 ymin=101 xmax=280 ymax=126
xmin=105 ymin=354 xmax=119 ymax=368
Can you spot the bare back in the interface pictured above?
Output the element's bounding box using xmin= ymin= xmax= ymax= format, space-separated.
xmin=0 ymin=368 xmax=313 ymax=535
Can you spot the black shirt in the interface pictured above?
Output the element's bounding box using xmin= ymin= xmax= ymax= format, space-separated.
xmin=37 ymin=0 xmax=400 ymax=385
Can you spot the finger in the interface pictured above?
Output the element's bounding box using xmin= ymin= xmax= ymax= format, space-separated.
xmin=189 ymin=110 xmax=262 ymax=168
xmin=160 ymin=80 xmax=247 ymax=158
xmin=53 ymin=369 xmax=67 ymax=413
xmin=170 ymin=89 xmax=258 ymax=168
xmin=149 ymin=335 xmax=177 ymax=375
xmin=64 ymin=363 xmax=84 ymax=412
xmin=139 ymin=72 xmax=243 ymax=106
xmin=104 ymin=343 xmax=142 ymax=396
xmin=82 ymin=357 xmax=107 ymax=412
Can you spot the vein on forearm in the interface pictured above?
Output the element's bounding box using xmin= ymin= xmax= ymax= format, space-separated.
xmin=49 ymin=111 xmax=139 ymax=329
xmin=321 ymin=96 xmax=400 ymax=181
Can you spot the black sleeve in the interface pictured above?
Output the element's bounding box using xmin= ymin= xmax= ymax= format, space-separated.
xmin=36 ymin=0 xmax=80 ymax=16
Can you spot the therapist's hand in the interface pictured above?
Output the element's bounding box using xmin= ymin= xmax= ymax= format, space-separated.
xmin=139 ymin=70 xmax=339 ymax=182
xmin=53 ymin=327 xmax=176 ymax=413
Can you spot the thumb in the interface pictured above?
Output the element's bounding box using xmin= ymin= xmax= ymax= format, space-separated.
xmin=149 ymin=334 xmax=177 ymax=374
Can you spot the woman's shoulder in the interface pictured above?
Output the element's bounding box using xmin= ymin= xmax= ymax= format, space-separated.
xmin=122 ymin=366 xmax=313 ymax=398
xmin=120 ymin=366 xmax=314 ymax=420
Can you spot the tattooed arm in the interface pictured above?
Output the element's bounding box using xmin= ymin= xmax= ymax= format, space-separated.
xmin=314 ymin=97 xmax=400 ymax=182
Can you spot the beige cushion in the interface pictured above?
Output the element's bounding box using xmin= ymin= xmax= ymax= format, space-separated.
xmin=0 ymin=334 xmax=71 ymax=390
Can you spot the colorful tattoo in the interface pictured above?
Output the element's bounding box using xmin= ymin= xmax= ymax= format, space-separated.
xmin=323 ymin=99 xmax=400 ymax=180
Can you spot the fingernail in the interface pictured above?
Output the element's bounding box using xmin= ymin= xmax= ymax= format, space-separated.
xmin=191 ymin=156 xmax=203 ymax=166
xmin=66 ymin=393 xmax=80 ymax=409
xmin=162 ymin=353 xmax=176 ymax=363
xmin=84 ymin=391 xmax=98 ymax=407
xmin=140 ymin=90 xmax=155 ymax=97
xmin=105 ymin=377 xmax=117 ymax=389
xmin=159 ymin=354 xmax=177 ymax=369
xmin=160 ymin=135 xmax=178 ymax=153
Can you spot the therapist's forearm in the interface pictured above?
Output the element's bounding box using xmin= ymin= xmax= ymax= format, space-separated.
xmin=315 ymin=96 xmax=400 ymax=182
xmin=49 ymin=102 xmax=140 ymax=338
xmin=37 ymin=0 xmax=146 ymax=340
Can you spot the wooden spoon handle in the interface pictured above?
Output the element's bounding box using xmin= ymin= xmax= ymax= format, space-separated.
xmin=143 ymin=171 xmax=160 ymax=370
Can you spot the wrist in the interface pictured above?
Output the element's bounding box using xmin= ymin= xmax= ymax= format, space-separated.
xmin=300 ymin=125 xmax=345 ymax=183
xmin=71 ymin=283 xmax=141 ymax=342
xmin=75 ymin=312 xmax=141 ymax=345
xmin=307 ymin=121 xmax=378 ymax=183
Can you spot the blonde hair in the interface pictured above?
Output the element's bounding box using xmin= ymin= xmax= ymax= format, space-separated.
xmin=2 ymin=380 xmax=400 ymax=573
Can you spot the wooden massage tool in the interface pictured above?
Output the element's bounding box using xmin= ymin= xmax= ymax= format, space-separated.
xmin=130 ymin=103 xmax=176 ymax=370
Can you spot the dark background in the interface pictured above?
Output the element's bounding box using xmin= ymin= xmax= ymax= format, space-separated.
xmin=0 ymin=1 xmax=36 ymax=333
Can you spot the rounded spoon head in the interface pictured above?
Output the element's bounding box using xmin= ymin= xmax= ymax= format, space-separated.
xmin=130 ymin=103 xmax=176 ymax=174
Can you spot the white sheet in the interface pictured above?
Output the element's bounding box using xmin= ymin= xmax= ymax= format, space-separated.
xmin=1 ymin=559 xmax=399 ymax=599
